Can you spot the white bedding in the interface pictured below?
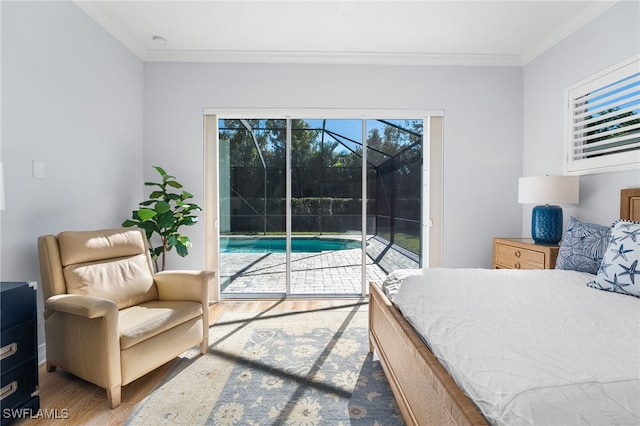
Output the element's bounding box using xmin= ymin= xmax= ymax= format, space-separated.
xmin=390 ymin=268 xmax=640 ymax=426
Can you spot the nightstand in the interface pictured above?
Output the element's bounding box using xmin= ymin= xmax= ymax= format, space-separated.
xmin=1 ymin=282 xmax=40 ymax=425
xmin=493 ymin=238 xmax=559 ymax=270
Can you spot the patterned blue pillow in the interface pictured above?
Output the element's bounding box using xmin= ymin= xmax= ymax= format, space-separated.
xmin=555 ymin=217 xmax=611 ymax=274
xmin=587 ymin=220 xmax=640 ymax=298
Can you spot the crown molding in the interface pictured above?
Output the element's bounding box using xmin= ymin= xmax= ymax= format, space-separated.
xmin=143 ymin=50 xmax=523 ymax=67
xmin=76 ymin=1 xmax=618 ymax=68
xmin=74 ymin=1 xmax=146 ymax=60
xmin=522 ymin=1 xmax=618 ymax=65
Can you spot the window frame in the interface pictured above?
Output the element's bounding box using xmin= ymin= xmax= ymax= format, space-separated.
xmin=564 ymin=54 xmax=640 ymax=175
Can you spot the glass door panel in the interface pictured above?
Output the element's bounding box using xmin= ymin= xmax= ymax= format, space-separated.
xmin=365 ymin=119 xmax=423 ymax=291
xmin=219 ymin=119 xmax=287 ymax=296
xmin=290 ymin=119 xmax=363 ymax=295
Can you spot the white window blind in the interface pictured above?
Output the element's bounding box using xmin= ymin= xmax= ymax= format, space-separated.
xmin=565 ymin=55 xmax=640 ymax=175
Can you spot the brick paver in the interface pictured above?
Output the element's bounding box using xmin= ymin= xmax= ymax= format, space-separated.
xmin=220 ymin=237 xmax=419 ymax=295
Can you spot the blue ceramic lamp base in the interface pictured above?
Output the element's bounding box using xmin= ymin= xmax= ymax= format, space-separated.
xmin=531 ymin=205 xmax=563 ymax=245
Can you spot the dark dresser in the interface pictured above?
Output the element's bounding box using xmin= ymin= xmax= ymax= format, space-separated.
xmin=1 ymin=282 xmax=39 ymax=425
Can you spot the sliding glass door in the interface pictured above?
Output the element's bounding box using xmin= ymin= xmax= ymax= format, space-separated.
xmin=212 ymin=115 xmax=426 ymax=299
xmin=290 ymin=119 xmax=364 ymax=295
xmin=218 ymin=119 xmax=286 ymax=296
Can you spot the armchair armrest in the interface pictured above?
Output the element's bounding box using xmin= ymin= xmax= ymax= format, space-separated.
xmin=45 ymin=294 xmax=118 ymax=319
xmin=154 ymin=270 xmax=214 ymax=353
xmin=43 ymin=294 xmax=121 ymax=393
xmin=153 ymin=270 xmax=214 ymax=304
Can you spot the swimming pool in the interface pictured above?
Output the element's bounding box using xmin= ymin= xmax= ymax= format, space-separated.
xmin=221 ymin=237 xmax=362 ymax=253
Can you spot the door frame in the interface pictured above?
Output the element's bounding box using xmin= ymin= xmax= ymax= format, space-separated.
xmin=204 ymin=108 xmax=443 ymax=302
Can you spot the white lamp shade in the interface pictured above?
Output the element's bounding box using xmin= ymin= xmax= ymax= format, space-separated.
xmin=518 ymin=176 xmax=579 ymax=205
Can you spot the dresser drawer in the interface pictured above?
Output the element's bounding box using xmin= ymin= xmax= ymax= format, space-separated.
xmin=1 ymin=284 xmax=35 ymax=330
xmin=0 ymin=361 xmax=38 ymax=411
xmin=1 ymin=320 xmax=36 ymax=372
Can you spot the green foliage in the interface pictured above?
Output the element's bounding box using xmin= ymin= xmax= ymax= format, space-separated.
xmin=122 ymin=166 xmax=201 ymax=271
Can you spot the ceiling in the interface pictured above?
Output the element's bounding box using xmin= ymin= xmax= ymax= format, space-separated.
xmin=75 ymin=1 xmax=618 ymax=66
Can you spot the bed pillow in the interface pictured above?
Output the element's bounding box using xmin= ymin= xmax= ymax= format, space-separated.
xmin=587 ymin=220 xmax=640 ymax=298
xmin=555 ymin=217 xmax=611 ymax=274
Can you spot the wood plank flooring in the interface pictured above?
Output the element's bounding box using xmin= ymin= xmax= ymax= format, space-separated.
xmin=15 ymin=298 xmax=366 ymax=425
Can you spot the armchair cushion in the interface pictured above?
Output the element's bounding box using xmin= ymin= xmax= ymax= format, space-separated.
xmin=64 ymin=254 xmax=158 ymax=310
xmin=57 ymin=228 xmax=148 ymax=265
xmin=119 ymin=300 xmax=203 ymax=350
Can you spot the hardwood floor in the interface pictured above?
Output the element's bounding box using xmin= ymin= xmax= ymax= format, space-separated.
xmin=15 ymin=298 xmax=366 ymax=425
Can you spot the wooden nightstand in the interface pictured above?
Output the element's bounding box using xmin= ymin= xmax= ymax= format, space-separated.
xmin=493 ymin=238 xmax=559 ymax=270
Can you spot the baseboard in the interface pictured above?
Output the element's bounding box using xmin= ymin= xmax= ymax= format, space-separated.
xmin=38 ymin=343 xmax=46 ymax=365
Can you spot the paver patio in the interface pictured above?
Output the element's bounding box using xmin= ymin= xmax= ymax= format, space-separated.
xmin=220 ymin=236 xmax=419 ymax=296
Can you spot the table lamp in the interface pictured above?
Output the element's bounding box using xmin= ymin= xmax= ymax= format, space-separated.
xmin=518 ymin=176 xmax=579 ymax=244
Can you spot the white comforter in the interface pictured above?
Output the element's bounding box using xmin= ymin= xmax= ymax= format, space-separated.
xmin=391 ymin=268 xmax=640 ymax=426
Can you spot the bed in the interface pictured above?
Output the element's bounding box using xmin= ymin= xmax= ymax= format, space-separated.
xmin=369 ymin=188 xmax=640 ymax=426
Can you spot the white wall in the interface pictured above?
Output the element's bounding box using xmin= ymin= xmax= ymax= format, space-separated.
xmin=522 ymin=1 xmax=640 ymax=229
xmin=1 ymin=2 xmax=144 ymax=346
xmin=143 ymin=63 xmax=523 ymax=269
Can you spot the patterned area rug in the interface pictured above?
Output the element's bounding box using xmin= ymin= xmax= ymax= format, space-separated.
xmin=127 ymin=304 xmax=404 ymax=425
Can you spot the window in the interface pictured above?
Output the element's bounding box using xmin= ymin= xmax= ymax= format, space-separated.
xmin=564 ymin=54 xmax=640 ymax=175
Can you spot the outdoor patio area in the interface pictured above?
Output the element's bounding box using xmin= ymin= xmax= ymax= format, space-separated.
xmin=220 ymin=236 xmax=419 ymax=296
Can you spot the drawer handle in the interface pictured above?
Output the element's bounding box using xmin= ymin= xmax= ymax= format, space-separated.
xmin=514 ymin=261 xmax=521 ymax=269
xmin=514 ymin=250 xmax=521 ymax=258
xmin=0 ymin=381 xmax=17 ymax=401
xmin=0 ymin=342 xmax=17 ymax=361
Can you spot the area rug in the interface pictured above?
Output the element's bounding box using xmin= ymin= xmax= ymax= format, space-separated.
xmin=127 ymin=304 xmax=404 ymax=425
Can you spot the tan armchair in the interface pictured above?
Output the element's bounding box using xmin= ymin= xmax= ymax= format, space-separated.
xmin=37 ymin=228 xmax=213 ymax=408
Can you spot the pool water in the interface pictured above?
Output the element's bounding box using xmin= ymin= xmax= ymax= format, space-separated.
xmin=221 ymin=237 xmax=362 ymax=253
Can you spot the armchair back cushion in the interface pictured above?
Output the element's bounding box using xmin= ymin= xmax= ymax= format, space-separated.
xmin=57 ymin=229 xmax=158 ymax=309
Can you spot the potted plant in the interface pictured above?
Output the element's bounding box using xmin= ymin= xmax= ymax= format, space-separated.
xmin=122 ymin=166 xmax=202 ymax=271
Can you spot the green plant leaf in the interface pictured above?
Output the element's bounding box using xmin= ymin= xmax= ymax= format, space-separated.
xmin=153 ymin=166 xmax=167 ymax=176
xmin=182 ymin=216 xmax=198 ymax=226
xmin=122 ymin=219 xmax=137 ymax=227
xmin=175 ymin=242 xmax=189 ymax=257
xmin=157 ymin=211 xmax=175 ymax=228
xmin=167 ymin=180 xmax=182 ymax=189
xmin=137 ymin=208 xmax=157 ymax=220
xmin=151 ymin=246 xmax=163 ymax=259
xmin=154 ymin=201 xmax=171 ymax=214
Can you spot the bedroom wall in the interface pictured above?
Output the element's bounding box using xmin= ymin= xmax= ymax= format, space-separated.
xmin=1 ymin=2 xmax=144 ymax=346
xmin=143 ymin=63 xmax=523 ymax=269
xmin=522 ymin=1 xmax=640 ymax=229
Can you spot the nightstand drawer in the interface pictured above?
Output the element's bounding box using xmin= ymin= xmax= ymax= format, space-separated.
xmin=494 ymin=243 xmax=545 ymax=269
xmin=494 ymin=252 xmax=543 ymax=269
xmin=493 ymin=238 xmax=559 ymax=270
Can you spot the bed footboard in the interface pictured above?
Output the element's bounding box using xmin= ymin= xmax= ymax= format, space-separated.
xmin=369 ymin=283 xmax=488 ymax=426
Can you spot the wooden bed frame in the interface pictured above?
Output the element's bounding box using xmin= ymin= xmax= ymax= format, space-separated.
xmin=369 ymin=188 xmax=640 ymax=426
